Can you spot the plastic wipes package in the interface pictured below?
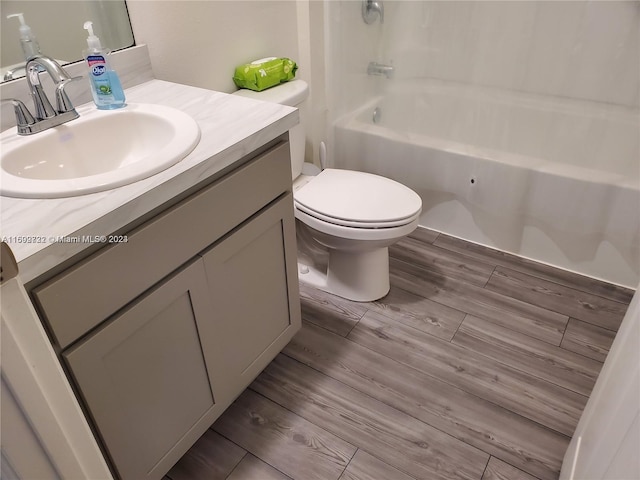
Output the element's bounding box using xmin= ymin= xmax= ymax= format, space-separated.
xmin=233 ymin=57 xmax=297 ymax=92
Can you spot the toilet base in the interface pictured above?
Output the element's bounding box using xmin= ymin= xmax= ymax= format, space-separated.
xmin=298 ymin=247 xmax=390 ymax=302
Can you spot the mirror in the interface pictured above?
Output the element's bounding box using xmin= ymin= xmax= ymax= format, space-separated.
xmin=1 ymin=0 xmax=134 ymax=82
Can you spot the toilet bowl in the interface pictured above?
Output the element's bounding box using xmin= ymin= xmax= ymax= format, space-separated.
xmin=233 ymin=80 xmax=422 ymax=301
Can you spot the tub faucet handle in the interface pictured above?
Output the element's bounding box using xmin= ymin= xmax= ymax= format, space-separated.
xmin=367 ymin=62 xmax=394 ymax=79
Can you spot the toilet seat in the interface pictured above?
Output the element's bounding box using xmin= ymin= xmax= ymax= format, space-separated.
xmin=295 ymin=207 xmax=420 ymax=242
xmin=294 ymin=169 xmax=422 ymax=229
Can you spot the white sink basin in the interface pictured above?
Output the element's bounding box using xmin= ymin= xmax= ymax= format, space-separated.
xmin=0 ymin=103 xmax=200 ymax=198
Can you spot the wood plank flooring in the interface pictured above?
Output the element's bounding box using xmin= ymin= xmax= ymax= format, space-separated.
xmin=166 ymin=227 xmax=634 ymax=480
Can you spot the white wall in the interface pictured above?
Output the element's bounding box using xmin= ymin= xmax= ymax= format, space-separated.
xmin=298 ymin=0 xmax=327 ymax=165
xmin=324 ymin=0 xmax=384 ymax=119
xmin=126 ymin=0 xmax=300 ymax=93
xmin=127 ymin=0 xmax=329 ymax=166
xmin=327 ymin=1 xmax=639 ymax=111
xmin=382 ymin=1 xmax=639 ymax=108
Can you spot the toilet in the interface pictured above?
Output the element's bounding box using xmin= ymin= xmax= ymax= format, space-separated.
xmin=233 ymin=80 xmax=422 ymax=301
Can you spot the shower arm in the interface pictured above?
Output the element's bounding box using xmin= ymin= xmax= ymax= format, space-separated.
xmin=362 ymin=0 xmax=384 ymax=24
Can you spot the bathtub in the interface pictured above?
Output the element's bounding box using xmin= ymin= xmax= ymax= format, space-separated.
xmin=333 ymin=79 xmax=640 ymax=288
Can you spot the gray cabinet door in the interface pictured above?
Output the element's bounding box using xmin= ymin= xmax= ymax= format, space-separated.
xmin=200 ymin=193 xmax=301 ymax=406
xmin=64 ymin=259 xmax=218 ymax=480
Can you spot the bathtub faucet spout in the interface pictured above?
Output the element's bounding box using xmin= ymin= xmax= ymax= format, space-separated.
xmin=362 ymin=0 xmax=384 ymax=24
xmin=367 ymin=62 xmax=394 ymax=79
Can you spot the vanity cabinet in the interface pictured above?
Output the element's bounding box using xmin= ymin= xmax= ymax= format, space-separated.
xmin=30 ymin=139 xmax=301 ymax=480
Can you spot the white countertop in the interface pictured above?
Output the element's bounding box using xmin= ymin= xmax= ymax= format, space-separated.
xmin=0 ymin=79 xmax=298 ymax=283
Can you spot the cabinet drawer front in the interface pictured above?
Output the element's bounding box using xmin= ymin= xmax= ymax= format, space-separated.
xmin=33 ymin=141 xmax=291 ymax=349
xmin=64 ymin=260 xmax=217 ymax=480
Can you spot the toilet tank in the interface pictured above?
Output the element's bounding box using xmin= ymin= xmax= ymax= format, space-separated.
xmin=232 ymin=80 xmax=309 ymax=180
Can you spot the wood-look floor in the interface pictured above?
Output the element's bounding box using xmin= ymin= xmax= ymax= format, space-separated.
xmin=166 ymin=227 xmax=633 ymax=480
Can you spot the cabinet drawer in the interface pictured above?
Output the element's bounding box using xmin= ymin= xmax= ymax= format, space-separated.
xmin=33 ymin=140 xmax=291 ymax=349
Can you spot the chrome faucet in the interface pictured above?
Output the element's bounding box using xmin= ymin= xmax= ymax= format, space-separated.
xmin=3 ymin=65 xmax=24 ymax=82
xmin=3 ymin=54 xmax=80 ymax=135
xmin=362 ymin=0 xmax=384 ymax=24
xmin=367 ymin=61 xmax=394 ymax=79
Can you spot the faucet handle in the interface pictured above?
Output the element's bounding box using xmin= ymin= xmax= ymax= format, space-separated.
xmin=55 ymin=76 xmax=83 ymax=113
xmin=27 ymin=62 xmax=57 ymax=120
xmin=1 ymin=98 xmax=36 ymax=126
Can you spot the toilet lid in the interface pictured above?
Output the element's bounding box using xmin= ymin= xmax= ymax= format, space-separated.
xmin=294 ymin=169 xmax=422 ymax=227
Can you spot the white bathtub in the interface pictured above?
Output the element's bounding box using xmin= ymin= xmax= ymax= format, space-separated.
xmin=333 ymin=79 xmax=640 ymax=287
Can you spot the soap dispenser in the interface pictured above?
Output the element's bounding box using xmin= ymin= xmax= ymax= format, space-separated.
xmin=83 ymin=20 xmax=126 ymax=110
xmin=6 ymin=13 xmax=42 ymax=60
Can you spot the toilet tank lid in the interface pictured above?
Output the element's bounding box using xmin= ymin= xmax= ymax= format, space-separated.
xmin=232 ymin=80 xmax=309 ymax=106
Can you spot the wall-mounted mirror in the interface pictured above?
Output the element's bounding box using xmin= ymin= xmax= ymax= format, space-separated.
xmin=1 ymin=0 xmax=134 ymax=82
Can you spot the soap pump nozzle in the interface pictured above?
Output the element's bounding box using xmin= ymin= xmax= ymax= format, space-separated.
xmin=7 ymin=13 xmax=41 ymax=59
xmin=7 ymin=13 xmax=32 ymax=40
xmin=83 ymin=21 xmax=103 ymax=51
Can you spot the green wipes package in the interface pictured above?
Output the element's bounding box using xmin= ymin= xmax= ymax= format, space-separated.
xmin=233 ymin=57 xmax=297 ymax=92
